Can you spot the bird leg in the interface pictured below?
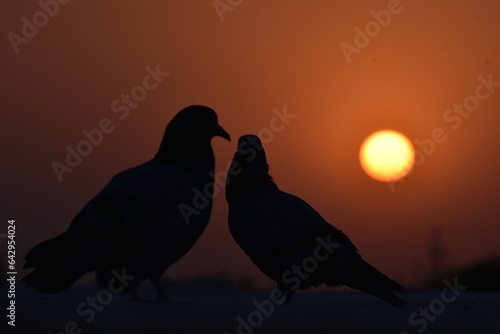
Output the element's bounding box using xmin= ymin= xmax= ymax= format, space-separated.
xmin=150 ymin=276 xmax=195 ymax=305
xmin=282 ymin=289 xmax=295 ymax=306
xmin=126 ymin=280 xmax=144 ymax=302
xmin=150 ymin=276 xmax=169 ymax=301
xmin=276 ymin=282 xmax=295 ymax=306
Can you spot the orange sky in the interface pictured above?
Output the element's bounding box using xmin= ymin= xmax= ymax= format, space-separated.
xmin=1 ymin=0 xmax=499 ymax=288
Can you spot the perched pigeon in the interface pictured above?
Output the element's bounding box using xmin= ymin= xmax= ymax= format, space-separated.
xmin=22 ymin=105 xmax=230 ymax=300
xmin=226 ymin=135 xmax=405 ymax=308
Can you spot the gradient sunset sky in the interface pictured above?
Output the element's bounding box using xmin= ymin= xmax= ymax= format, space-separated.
xmin=1 ymin=0 xmax=499 ymax=288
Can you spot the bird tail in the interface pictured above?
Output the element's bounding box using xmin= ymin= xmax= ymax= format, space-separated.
xmin=21 ymin=232 xmax=92 ymax=294
xmin=333 ymin=259 xmax=406 ymax=308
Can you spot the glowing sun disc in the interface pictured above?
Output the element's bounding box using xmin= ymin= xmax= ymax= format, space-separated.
xmin=359 ymin=130 xmax=415 ymax=182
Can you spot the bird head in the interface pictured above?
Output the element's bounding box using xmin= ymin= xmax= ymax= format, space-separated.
xmin=156 ymin=105 xmax=230 ymax=160
xmin=231 ymin=134 xmax=270 ymax=175
xmin=166 ymin=105 xmax=230 ymax=142
xmin=226 ymin=134 xmax=275 ymax=201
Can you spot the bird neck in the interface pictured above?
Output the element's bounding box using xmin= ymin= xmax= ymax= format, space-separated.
xmin=155 ymin=137 xmax=215 ymax=182
xmin=226 ymin=163 xmax=278 ymax=202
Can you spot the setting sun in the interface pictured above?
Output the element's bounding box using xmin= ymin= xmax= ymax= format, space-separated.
xmin=360 ymin=130 xmax=415 ymax=182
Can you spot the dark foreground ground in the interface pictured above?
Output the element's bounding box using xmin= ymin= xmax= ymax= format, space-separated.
xmin=3 ymin=287 xmax=500 ymax=334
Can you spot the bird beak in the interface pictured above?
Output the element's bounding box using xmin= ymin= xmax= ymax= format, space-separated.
xmin=214 ymin=125 xmax=231 ymax=141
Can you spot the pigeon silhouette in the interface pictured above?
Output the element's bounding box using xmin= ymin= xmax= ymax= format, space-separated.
xmin=22 ymin=105 xmax=230 ymax=300
xmin=226 ymin=135 xmax=405 ymax=308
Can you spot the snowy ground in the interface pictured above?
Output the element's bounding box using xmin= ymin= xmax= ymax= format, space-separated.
xmin=5 ymin=287 xmax=500 ymax=334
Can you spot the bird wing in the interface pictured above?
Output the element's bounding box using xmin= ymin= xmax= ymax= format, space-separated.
xmin=68 ymin=160 xmax=210 ymax=251
xmin=229 ymin=189 xmax=359 ymax=278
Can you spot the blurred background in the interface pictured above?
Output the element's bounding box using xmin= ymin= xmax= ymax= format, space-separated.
xmin=1 ymin=0 xmax=499 ymax=290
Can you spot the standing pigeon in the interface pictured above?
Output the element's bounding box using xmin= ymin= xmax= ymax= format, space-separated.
xmin=22 ymin=105 xmax=230 ymax=300
xmin=225 ymin=135 xmax=405 ymax=308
